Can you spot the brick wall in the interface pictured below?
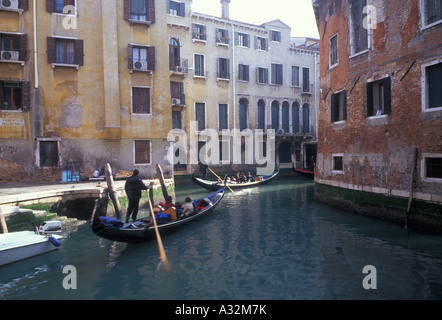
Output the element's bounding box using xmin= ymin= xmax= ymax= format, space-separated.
xmin=0 ymin=159 xmax=30 ymax=183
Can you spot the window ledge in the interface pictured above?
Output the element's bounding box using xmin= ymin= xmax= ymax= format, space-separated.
xmin=332 ymin=120 xmax=346 ymax=130
xmin=350 ymin=49 xmax=369 ymax=59
xmin=0 ymin=8 xmax=23 ymax=14
xmin=193 ymin=75 xmax=207 ymax=80
xmin=216 ymin=42 xmax=230 ymax=47
xmin=421 ymin=19 xmax=442 ymax=31
xmin=366 ymin=114 xmax=388 ymax=126
xmin=129 ymin=19 xmax=152 ymax=27
xmin=52 ymin=63 xmax=79 ymax=70
xmin=192 ymin=39 xmax=207 ymax=44
xmin=0 ymin=59 xmax=25 ymax=66
xmin=216 ymin=78 xmax=230 ymax=82
xmin=130 ymin=69 xmax=153 ymax=74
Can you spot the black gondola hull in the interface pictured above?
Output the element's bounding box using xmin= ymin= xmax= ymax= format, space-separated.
xmin=91 ymin=188 xmax=225 ymax=244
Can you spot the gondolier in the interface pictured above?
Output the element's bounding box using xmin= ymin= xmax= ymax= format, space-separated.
xmin=124 ymin=169 xmax=149 ymax=223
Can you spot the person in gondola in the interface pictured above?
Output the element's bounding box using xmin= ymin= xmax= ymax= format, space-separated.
xmin=247 ymin=172 xmax=254 ymax=182
xmin=182 ymin=197 xmax=195 ymax=217
xmin=199 ymin=161 xmax=209 ymax=179
xmin=124 ymin=169 xmax=149 ymax=223
xmin=160 ymin=195 xmax=175 ymax=209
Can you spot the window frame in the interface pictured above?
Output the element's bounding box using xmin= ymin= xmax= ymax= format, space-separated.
xmin=349 ymin=0 xmax=369 ymax=57
xmin=192 ymin=23 xmax=207 ymax=42
xmin=238 ymin=63 xmax=249 ymax=82
xmin=291 ymin=65 xmax=300 ymax=87
xmin=0 ymin=80 xmax=30 ymax=111
xmin=329 ymin=33 xmax=339 ymax=69
xmin=131 ymin=86 xmax=152 ymax=115
xmin=270 ymin=30 xmax=281 ymax=42
xmin=332 ymin=153 xmax=344 ymax=174
xmin=271 ymin=63 xmax=283 ymax=85
xmin=420 ymin=0 xmax=442 ymax=30
xmin=421 ymin=153 xmax=442 ymax=183
xmin=217 ymin=57 xmax=230 ymax=80
xmin=36 ymin=138 xmax=61 ymax=168
xmin=194 ymin=53 xmax=205 ymax=78
xmin=236 ymin=32 xmax=250 ymax=48
xmin=331 ymin=90 xmax=347 ymax=123
xmin=257 ymin=67 xmax=269 ymax=85
xmin=421 ymin=59 xmax=442 ymax=113
xmin=195 ymin=102 xmax=206 ymax=132
xmin=133 ymin=139 xmax=152 ymax=165
xmin=366 ymin=76 xmax=392 ymax=117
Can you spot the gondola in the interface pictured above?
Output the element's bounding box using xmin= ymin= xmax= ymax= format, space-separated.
xmin=90 ymin=187 xmax=225 ymax=244
xmin=292 ymin=163 xmax=314 ymax=179
xmin=191 ymin=165 xmax=279 ymax=191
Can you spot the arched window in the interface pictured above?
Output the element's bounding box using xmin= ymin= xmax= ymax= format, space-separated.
xmin=271 ymin=100 xmax=279 ymax=130
xmin=292 ymin=101 xmax=300 ymax=133
xmin=302 ymin=103 xmax=310 ymax=133
xmin=169 ymin=38 xmax=180 ymax=70
xmin=282 ymin=101 xmax=289 ymax=133
xmin=257 ymin=99 xmax=265 ymax=130
xmin=239 ymin=98 xmax=248 ymax=131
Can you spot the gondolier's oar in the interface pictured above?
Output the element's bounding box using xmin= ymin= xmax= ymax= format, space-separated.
xmin=147 ymin=191 xmax=171 ymax=270
xmin=208 ymin=167 xmax=236 ymax=195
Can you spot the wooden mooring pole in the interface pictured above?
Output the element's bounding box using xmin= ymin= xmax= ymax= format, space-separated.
xmin=105 ymin=163 xmax=122 ymax=219
xmin=156 ymin=164 xmax=169 ymax=201
xmin=0 ymin=206 xmax=8 ymax=234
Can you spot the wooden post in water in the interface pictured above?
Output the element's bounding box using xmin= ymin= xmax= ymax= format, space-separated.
xmin=156 ymin=164 xmax=169 ymax=201
xmin=405 ymin=147 xmax=418 ymax=229
xmin=0 ymin=206 xmax=8 ymax=234
xmin=105 ymin=163 xmax=122 ymax=219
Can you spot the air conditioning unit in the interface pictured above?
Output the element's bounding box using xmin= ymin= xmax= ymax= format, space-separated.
xmin=278 ymin=129 xmax=285 ymax=134
xmin=133 ymin=60 xmax=148 ymax=71
xmin=172 ymin=98 xmax=182 ymax=105
xmin=1 ymin=0 xmax=19 ymax=10
xmin=1 ymin=50 xmax=19 ymax=61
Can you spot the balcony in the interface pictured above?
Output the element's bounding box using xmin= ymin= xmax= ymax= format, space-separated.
xmin=170 ymin=58 xmax=188 ymax=76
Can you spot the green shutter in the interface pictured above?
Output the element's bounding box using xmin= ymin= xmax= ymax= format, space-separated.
xmin=366 ymin=82 xmax=373 ymax=117
xmin=383 ymin=77 xmax=391 ymax=114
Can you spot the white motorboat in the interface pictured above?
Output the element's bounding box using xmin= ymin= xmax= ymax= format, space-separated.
xmin=0 ymin=222 xmax=63 ymax=267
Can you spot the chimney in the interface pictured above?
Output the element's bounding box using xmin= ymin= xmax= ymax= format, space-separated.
xmin=221 ymin=0 xmax=231 ymax=19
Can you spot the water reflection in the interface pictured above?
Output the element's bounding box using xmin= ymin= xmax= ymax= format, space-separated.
xmin=1 ymin=177 xmax=442 ymax=299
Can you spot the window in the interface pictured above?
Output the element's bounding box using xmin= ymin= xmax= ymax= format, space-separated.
xmin=282 ymin=102 xmax=289 ymax=133
xmin=271 ymin=63 xmax=283 ymax=85
xmin=134 ymin=140 xmax=151 ymax=164
xmin=257 ymin=100 xmax=265 ymax=130
xmin=192 ymin=24 xmax=206 ymax=41
xmin=239 ymin=98 xmax=248 ymax=131
xmin=0 ymin=81 xmax=30 ymax=111
xmin=218 ymin=104 xmax=228 ymax=131
xmin=329 ymin=34 xmax=338 ymax=68
xmin=47 ymin=37 xmax=83 ymax=66
xmin=169 ymin=38 xmax=180 ymax=71
xmin=216 ymin=28 xmax=229 ymax=45
xmin=331 ymin=90 xmax=347 ymax=122
xmin=271 ymin=30 xmax=281 ymax=42
xmin=302 ymin=67 xmax=310 ymax=92
xmin=425 ymin=156 xmax=442 ymax=179
xmin=170 ymin=81 xmax=185 ymax=104
xmin=302 ymin=104 xmax=310 ymax=133
xmin=366 ymin=77 xmax=391 ymax=116
xmin=39 ymin=140 xmax=59 ymax=167
xmin=132 ymin=87 xmax=151 ymax=114
xmin=423 ymin=0 xmax=442 ymax=26
xmin=168 ymin=0 xmax=185 ymax=17
xmin=423 ymin=61 xmax=442 ymax=110
xmin=292 ymin=66 xmax=300 ymax=86
xmin=194 ymin=54 xmax=205 ymax=77
xmin=236 ymin=32 xmax=250 ymax=47
xmin=271 ymin=100 xmax=279 ymax=130
xmin=172 ymin=110 xmax=182 ymax=129
xmin=0 ymin=33 xmax=27 ymax=62
xmin=124 ymin=0 xmax=155 ymax=24
xmin=238 ymin=64 xmax=249 ymax=81
xmin=257 ymin=67 xmax=268 ymax=84
xmin=333 ymin=154 xmax=344 ymax=172
xmin=217 ymin=58 xmax=230 ymax=79
xmin=292 ymin=102 xmax=300 ymax=133
xmin=46 ymin=0 xmax=75 ymax=13
xmin=350 ymin=0 xmax=368 ymax=55
xmin=195 ymin=103 xmax=205 ymax=131
xmin=129 ymin=45 xmax=155 ymax=71
xmin=255 ymin=36 xmax=268 ymax=51
xmin=219 ymin=140 xmax=230 ymax=163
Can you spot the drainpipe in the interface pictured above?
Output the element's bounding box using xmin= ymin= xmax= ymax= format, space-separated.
xmin=33 ymin=0 xmax=38 ymax=89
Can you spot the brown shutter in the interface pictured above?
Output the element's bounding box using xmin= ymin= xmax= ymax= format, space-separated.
xmin=132 ymin=87 xmax=142 ymax=113
xmin=47 ymin=37 xmax=56 ymax=63
xmin=20 ymin=34 xmax=27 ymax=62
xmin=21 ymin=81 xmax=31 ymax=111
xmin=147 ymin=0 xmax=155 ymax=23
xmin=124 ymin=0 xmax=131 ymax=20
xmin=74 ymin=39 xmax=83 ymax=66
xmin=46 ymin=0 xmax=55 ymax=13
xmin=128 ymin=44 xmax=133 ymax=69
xmin=147 ymin=46 xmax=155 ymax=71
xmin=19 ymin=0 xmax=29 ymax=10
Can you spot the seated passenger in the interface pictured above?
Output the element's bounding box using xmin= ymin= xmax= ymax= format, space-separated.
xmin=182 ymin=197 xmax=195 ymax=217
xmin=175 ymin=202 xmax=183 ymax=219
xmin=196 ymin=198 xmax=210 ymax=211
xmin=247 ymin=172 xmax=255 ymax=182
xmin=160 ymin=195 xmax=174 ymax=209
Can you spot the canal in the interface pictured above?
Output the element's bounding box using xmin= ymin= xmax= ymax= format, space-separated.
xmin=1 ymin=176 xmax=442 ymax=300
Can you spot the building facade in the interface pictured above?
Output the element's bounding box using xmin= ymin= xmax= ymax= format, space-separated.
xmin=0 ymin=0 xmax=319 ymax=183
xmin=312 ymin=0 xmax=442 ymax=230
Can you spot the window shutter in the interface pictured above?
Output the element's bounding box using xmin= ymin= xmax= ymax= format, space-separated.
xmin=147 ymin=0 xmax=155 ymax=23
xmin=0 ymin=81 xmax=3 ymax=108
xmin=179 ymin=2 xmax=185 ymax=17
xmin=383 ymin=77 xmax=391 ymax=114
xmin=246 ymin=34 xmax=250 ymax=47
xmin=265 ymin=68 xmax=268 ymax=84
xmin=21 ymin=81 xmax=31 ymax=111
xmin=124 ymin=0 xmax=131 ymax=21
xmin=179 ymin=82 xmax=184 ymax=101
xmin=20 ymin=34 xmax=27 ymax=62
xmin=47 ymin=37 xmax=56 ymax=63
xmin=46 ymin=0 xmax=55 ymax=13
xmin=342 ymin=90 xmax=347 ymax=120
xmin=245 ymin=65 xmax=249 ymax=81
xmin=234 ymin=32 xmax=239 ymax=46
xmin=128 ymin=44 xmax=133 ymax=69
xmin=19 ymin=0 xmax=29 ymax=10
xmin=366 ymin=82 xmax=373 ymax=117
xmin=74 ymin=39 xmax=83 ymax=66
xmin=147 ymin=46 xmax=155 ymax=71
xmin=331 ymin=93 xmax=336 ymax=122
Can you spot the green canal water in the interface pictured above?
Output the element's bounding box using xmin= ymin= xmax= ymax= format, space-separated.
xmin=1 ymin=176 xmax=442 ymax=300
